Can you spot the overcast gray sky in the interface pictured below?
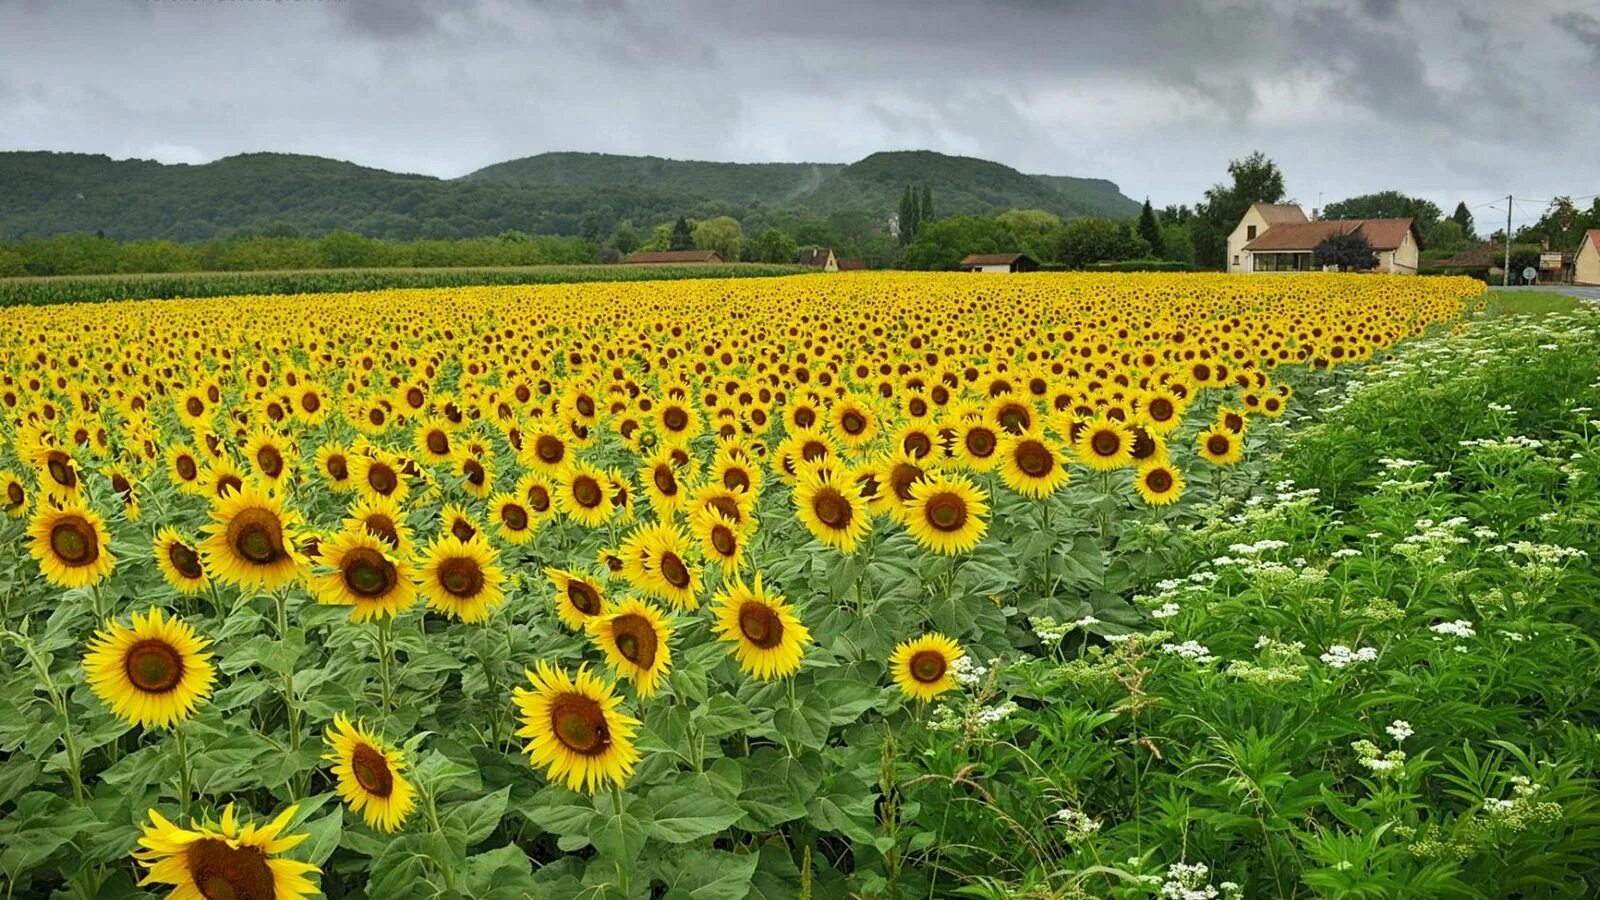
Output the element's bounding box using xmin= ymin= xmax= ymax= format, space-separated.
xmin=3 ymin=0 xmax=1597 ymax=227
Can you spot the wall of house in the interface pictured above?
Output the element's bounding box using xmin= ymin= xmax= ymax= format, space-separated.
xmin=1578 ymin=240 xmax=1600 ymax=285
xmin=1227 ymin=207 xmax=1273 ymax=273
xmin=973 ymin=265 xmax=1013 ymax=273
xmin=1385 ymin=231 xmax=1419 ymax=274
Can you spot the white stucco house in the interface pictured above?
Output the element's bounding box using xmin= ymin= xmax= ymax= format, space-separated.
xmin=1227 ymin=203 xmax=1422 ymax=274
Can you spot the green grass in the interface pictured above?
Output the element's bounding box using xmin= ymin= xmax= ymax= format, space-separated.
xmin=0 ymin=263 xmax=811 ymax=307
xmin=1482 ymin=290 xmax=1583 ymax=316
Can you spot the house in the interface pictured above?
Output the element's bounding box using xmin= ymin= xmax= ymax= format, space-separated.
xmin=1227 ymin=203 xmax=1310 ymax=272
xmin=624 ymin=249 xmax=723 ymax=265
xmin=1229 ymin=203 xmax=1422 ymax=274
xmin=836 ymin=257 xmax=868 ymax=271
xmin=798 ymin=248 xmax=838 ymax=271
xmin=960 ymin=252 xmax=1039 ymax=273
xmin=1578 ymin=230 xmax=1600 ymax=286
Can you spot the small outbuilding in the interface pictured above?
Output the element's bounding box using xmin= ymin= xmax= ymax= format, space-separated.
xmin=960 ymin=252 xmax=1039 ymax=273
xmin=624 ymin=249 xmax=723 ymax=264
xmin=1578 ymin=230 xmax=1600 ymax=286
xmin=798 ymin=248 xmax=839 ymax=271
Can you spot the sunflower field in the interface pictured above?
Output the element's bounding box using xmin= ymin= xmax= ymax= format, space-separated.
xmin=5 ymin=271 xmax=1559 ymax=899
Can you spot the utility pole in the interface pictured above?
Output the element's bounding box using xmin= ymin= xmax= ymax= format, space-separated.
xmin=1503 ymin=195 xmax=1513 ymax=287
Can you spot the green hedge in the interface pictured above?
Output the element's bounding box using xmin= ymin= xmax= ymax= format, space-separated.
xmin=0 ymin=264 xmax=809 ymax=307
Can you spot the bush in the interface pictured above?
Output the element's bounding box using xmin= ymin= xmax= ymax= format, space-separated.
xmin=1084 ymin=259 xmax=1195 ymax=273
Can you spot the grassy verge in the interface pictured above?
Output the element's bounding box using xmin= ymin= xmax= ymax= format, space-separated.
xmin=0 ymin=263 xmax=810 ymax=307
xmin=1481 ymin=290 xmax=1584 ymax=316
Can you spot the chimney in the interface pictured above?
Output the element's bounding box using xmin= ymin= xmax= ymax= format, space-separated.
xmin=1311 ymin=207 xmax=1319 ymax=221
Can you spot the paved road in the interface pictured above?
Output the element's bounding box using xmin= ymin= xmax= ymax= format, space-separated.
xmin=1490 ymin=284 xmax=1600 ymax=301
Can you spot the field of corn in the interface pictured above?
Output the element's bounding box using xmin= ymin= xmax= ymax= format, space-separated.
xmin=9 ymin=272 xmax=1600 ymax=899
xmin=0 ymin=264 xmax=807 ymax=308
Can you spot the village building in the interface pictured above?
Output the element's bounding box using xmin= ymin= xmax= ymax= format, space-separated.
xmin=798 ymin=248 xmax=838 ymax=271
xmin=960 ymin=252 xmax=1039 ymax=273
xmin=1227 ymin=203 xmax=1422 ymax=274
xmin=1577 ymin=230 xmax=1600 ymax=286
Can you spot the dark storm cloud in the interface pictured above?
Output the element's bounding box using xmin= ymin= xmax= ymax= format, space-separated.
xmin=0 ymin=0 xmax=1595 ymax=213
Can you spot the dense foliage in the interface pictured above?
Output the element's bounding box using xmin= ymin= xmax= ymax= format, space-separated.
xmin=0 ymin=273 xmax=1488 ymax=899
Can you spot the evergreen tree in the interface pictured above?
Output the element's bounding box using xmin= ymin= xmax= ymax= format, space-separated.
xmin=1137 ymin=198 xmax=1164 ymax=257
xmin=669 ymin=216 xmax=694 ymax=251
xmin=919 ymin=184 xmax=934 ymax=227
xmin=898 ymin=186 xmax=919 ymax=246
xmin=1451 ymin=202 xmax=1476 ymax=240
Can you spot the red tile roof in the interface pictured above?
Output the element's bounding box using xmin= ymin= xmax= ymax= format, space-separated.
xmin=1252 ymin=203 xmax=1310 ymax=225
xmin=624 ymin=249 xmax=723 ymax=264
xmin=1583 ymin=230 xmax=1600 ymax=254
xmin=1245 ymin=218 xmax=1417 ymax=252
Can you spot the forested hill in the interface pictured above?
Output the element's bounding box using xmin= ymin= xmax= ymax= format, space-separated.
xmin=0 ymin=149 xmax=1140 ymax=242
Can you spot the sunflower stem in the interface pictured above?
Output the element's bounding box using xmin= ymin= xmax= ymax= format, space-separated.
xmin=610 ymin=784 xmax=632 ymax=896
xmin=89 ymin=582 xmax=106 ymax=623
xmin=271 ymin=589 xmax=303 ymax=797
xmin=173 ymin=723 xmax=192 ymax=822
xmin=8 ymin=631 xmax=86 ymax=805
xmin=376 ymin=615 xmax=395 ymax=721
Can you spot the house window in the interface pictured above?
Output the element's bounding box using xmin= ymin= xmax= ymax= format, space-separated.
xmin=1246 ymin=225 xmax=1257 ymax=240
xmin=1232 ymin=255 xmax=1240 ymax=267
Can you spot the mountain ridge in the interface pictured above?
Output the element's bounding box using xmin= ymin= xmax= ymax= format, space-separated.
xmin=0 ymin=148 xmax=1141 ymax=242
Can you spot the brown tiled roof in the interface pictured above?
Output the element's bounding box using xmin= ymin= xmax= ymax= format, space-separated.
xmin=960 ymin=253 xmax=1031 ymax=266
xmin=1253 ymin=203 xmax=1309 ymax=225
xmin=1423 ymin=242 xmax=1501 ymax=268
xmin=836 ymin=257 xmax=868 ymax=270
xmin=1583 ymin=230 xmax=1600 ymax=253
xmin=624 ymin=249 xmax=723 ymax=264
xmin=797 ymin=248 xmax=834 ymax=266
xmin=1245 ymin=218 xmax=1416 ymax=252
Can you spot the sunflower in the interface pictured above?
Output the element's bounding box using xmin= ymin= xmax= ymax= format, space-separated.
xmin=792 ymin=461 xmax=870 ymax=554
xmin=311 ymin=529 xmax=416 ymax=622
xmin=440 ymin=502 xmax=480 ymax=543
xmin=413 ymin=416 xmax=455 ymax=464
xmin=490 ymin=492 xmax=536 ymax=545
xmin=154 ymin=527 xmax=209 ymax=596
xmin=556 ymin=461 xmax=613 ymax=528
xmin=417 ymin=535 xmax=506 ymax=624
xmin=243 ymin=430 xmax=293 ymax=484
xmin=323 ymin=713 xmax=417 ymax=833
xmin=829 ymin=394 xmax=879 ymax=449
xmin=292 ymin=383 xmax=327 ymax=424
xmin=544 ymin=567 xmax=609 ymax=630
xmin=453 ymin=450 xmax=494 ymax=500
xmin=587 ymin=597 xmax=674 ymax=698
xmin=870 ymin=450 xmax=929 ymax=521
xmin=710 ymin=573 xmax=810 ymax=681
xmin=28 ymin=500 xmax=115 ymax=589
xmin=522 ymin=425 xmax=571 ymax=476
xmin=997 ymin=431 xmax=1071 ymax=499
xmin=691 ymin=507 xmax=746 ymax=568
xmin=687 ymin=483 xmax=754 ymax=532
xmin=1197 ymin=427 xmax=1242 ymax=465
xmin=1135 ymin=461 xmax=1185 ymax=506
xmin=315 ymin=444 xmax=356 ymax=493
xmin=640 ymin=448 xmax=690 ymax=518
xmin=1075 ymin=416 xmax=1134 ymax=471
xmin=134 ymin=804 xmax=319 ymax=900
xmin=83 ymin=607 xmax=215 ymax=729
xmin=104 ymin=463 xmax=141 ymax=521
xmin=711 ymin=450 xmax=762 ymax=496
xmin=952 ymin=419 xmax=1002 ymax=471
xmin=31 ymin=445 xmax=82 ymax=501
xmin=165 ymin=444 xmax=206 ymax=494
xmin=889 ymin=633 xmax=964 ymax=702
xmin=343 ymin=494 xmax=415 ymax=557
xmin=515 ymin=472 xmax=557 ymax=522
xmin=904 ymin=473 xmax=989 ymax=555
xmin=354 ymin=451 xmax=408 ymax=503
xmin=0 ymin=469 xmax=27 ymax=518
xmin=200 ymin=457 xmax=248 ymax=501
xmin=513 ymin=661 xmax=641 ymax=793
xmin=198 ymin=483 xmax=306 ymax=591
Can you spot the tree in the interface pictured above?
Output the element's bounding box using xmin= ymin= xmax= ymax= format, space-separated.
xmin=1323 ymin=191 xmax=1442 ymax=234
xmin=901 ymin=215 xmax=1015 ymax=270
xmin=579 ymin=212 xmax=603 ymax=244
xmin=898 ymin=186 xmax=920 ymax=246
xmin=1158 ymin=223 xmax=1194 ymax=263
xmin=692 ymin=216 xmax=742 ymax=262
xmin=1137 ymin=198 xmax=1165 ymax=257
xmin=1056 ymin=218 xmax=1150 ymax=269
xmin=995 ymin=209 xmax=1062 ymax=264
xmin=1423 ymin=220 xmax=1467 ymax=254
xmin=750 ymin=228 xmax=800 ymax=264
xmin=1190 ymin=151 xmax=1287 ymax=269
xmin=1313 ymin=231 xmax=1377 ymax=272
xmin=920 ymin=184 xmax=934 ymax=225
xmin=611 ymin=222 xmax=640 ymax=256
xmin=669 ymin=217 xmax=695 ymax=251
xmin=1451 ymin=202 xmax=1476 ymax=240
